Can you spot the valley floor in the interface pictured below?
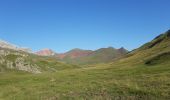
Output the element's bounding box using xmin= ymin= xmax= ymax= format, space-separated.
xmin=0 ymin=61 xmax=170 ymax=100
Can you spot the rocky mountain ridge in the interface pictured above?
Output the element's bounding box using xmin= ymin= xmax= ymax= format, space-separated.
xmin=0 ymin=39 xmax=32 ymax=52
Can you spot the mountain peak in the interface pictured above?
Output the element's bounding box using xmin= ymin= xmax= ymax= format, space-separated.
xmin=118 ymin=47 xmax=128 ymax=54
xmin=118 ymin=47 xmax=127 ymax=51
xmin=98 ymin=47 xmax=115 ymax=50
xmin=35 ymin=49 xmax=56 ymax=56
xmin=69 ymin=48 xmax=83 ymax=51
xmin=107 ymin=46 xmax=115 ymax=49
xmin=42 ymin=48 xmax=53 ymax=51
xmin=56 ymin=48 xmax=93 ymax=59
xmin=119 ymin=47 xmax=124 ymax=49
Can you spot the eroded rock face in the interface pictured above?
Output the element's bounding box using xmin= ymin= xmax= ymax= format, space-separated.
xmin=6 ymin=61 xmax=13 ymax=69
xmin=0 ymin=49 xmax=41 ymax=73
xmin=15 ymin=57 xmax=41 ymax=73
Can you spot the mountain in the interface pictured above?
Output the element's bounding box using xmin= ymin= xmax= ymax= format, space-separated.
xmin=58 ymin=47 xmax=128 ymax=64
xmin=35 ymin=47 xmax=128 ymax=64
xmin=0 ymin=39 xmax=32 ymax=52
xmin=56 ymin=48 xmax=93 ymax=59
xmin=35 ymin=49 xmax=56 ymax=56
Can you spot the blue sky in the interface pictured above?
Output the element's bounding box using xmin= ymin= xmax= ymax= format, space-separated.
xmin=0 ymin=0 xmax=170 ymax=53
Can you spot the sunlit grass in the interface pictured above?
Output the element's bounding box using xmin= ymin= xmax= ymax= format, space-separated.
xmin=0 ymin=60 xmax=170 ymax=100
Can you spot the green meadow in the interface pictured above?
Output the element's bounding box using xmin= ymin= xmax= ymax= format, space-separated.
xmin=0 ymin=60 xmax=170 ymax=100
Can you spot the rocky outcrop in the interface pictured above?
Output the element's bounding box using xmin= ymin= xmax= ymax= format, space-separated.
xmin=0 ymin=49 xmax=41 ymax=73
xmin=14 ymin=57 xmax=41 ymax=73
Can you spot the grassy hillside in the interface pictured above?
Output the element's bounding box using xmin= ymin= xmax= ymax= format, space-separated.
xmin=0 ymin=30 xmax=170 ymax=99
xmin=118 ymin=30 xmax=170 ymax=65
xmin=0 ymin=56 xmax=169 ymax=99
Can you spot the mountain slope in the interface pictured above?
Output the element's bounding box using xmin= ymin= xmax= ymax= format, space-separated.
xmin=116 ymin=30 xmax=170 ymax=66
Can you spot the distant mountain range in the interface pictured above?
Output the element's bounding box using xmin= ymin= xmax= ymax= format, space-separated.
xmin=0 ymin=38 xmax=128 ymax=65
xmin=35 ymin=47 xmax=128 ymax=64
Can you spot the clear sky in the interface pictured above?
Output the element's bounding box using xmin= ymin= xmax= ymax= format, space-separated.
xmin=0 ymin=0 xmax=170 ymax=53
